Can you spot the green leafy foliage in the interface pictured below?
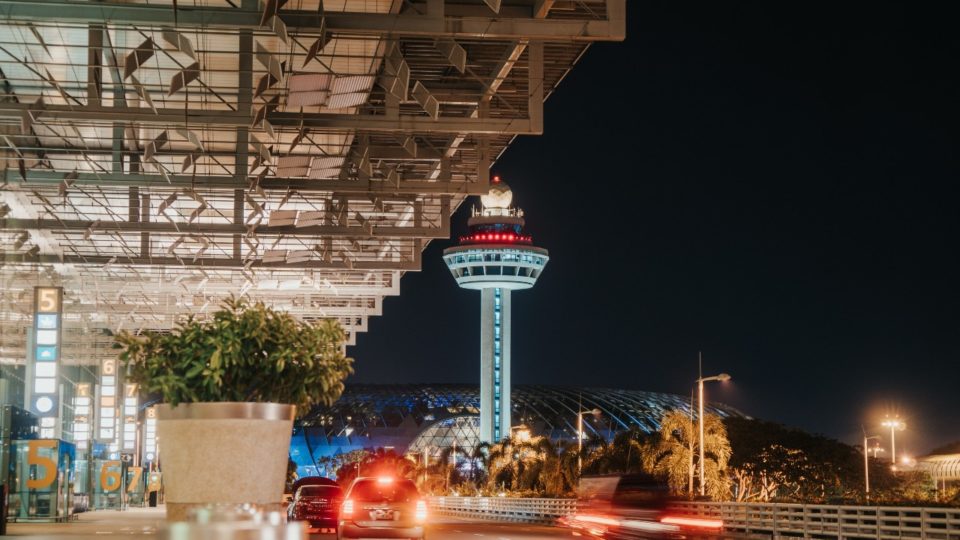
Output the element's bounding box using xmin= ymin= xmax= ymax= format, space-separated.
xmin=115 ymin=296 xmax=353 ymax=409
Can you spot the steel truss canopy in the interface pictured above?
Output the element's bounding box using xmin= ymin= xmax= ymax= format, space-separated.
xmin=0 ymin=0 xmax=624 ymax=361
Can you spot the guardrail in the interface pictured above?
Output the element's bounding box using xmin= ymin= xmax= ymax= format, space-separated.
xmin=671 ymin=501 xmax=960 ymax=539
xmin=427 ymin=496 xmax=577 ymax=524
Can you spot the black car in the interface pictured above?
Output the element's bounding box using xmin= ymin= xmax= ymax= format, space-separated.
xmin=338 ymin=477 xmax=428 ymax=540
xmin=288 ymin=483 xmax=344 ymax=533
xmin=561 ymin=474 xmax=721 ymax=539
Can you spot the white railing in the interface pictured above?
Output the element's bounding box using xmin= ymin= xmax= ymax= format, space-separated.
xmin=427 ymin=496 xmax=577 ymax=524
xmin=671 ymin=501 xmax=960 ymax=539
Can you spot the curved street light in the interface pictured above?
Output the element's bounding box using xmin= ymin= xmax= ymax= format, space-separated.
xmin=697 ymin=372 xmax=731 ymax=497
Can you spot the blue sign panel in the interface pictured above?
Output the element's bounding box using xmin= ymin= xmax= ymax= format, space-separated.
xmin=36 ymin=314 xmax=59 ymax=329
xmin=36 ymin=346 xmax=57 ymax=361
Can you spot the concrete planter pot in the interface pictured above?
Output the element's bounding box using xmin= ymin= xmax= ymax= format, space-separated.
xmin=157 ymin=402 xmax=296 ymax=521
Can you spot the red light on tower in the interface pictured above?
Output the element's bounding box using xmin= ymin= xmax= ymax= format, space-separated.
xmin=492 ymin=175 xmax=501 ymax=184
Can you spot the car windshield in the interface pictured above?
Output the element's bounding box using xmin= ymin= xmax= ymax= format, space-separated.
xmin=299 ymin=485 xmax=341 ymax=498
xmin=349 ymin=479 xmax=419 ymax=503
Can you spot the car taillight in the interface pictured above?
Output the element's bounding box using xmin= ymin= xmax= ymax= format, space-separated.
xmin=415 ymin=500 xmax=428 ymax=522
xmin=341 ymin=499 xmax=354 ymax=517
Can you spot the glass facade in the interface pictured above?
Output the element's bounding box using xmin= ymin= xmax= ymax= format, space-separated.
xmin=290 ymin=384 xmax=743 ymax=478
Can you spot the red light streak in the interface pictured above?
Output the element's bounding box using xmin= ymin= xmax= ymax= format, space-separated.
xmin=660 ymin=516 xmax=724 ymax=529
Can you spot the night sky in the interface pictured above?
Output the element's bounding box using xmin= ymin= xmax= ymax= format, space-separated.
xmin=352 ymin=3 xmax=960 ymax=453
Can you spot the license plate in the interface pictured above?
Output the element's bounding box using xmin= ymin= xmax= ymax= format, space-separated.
xmin=371 ymin=509 xmax=395 ymax=520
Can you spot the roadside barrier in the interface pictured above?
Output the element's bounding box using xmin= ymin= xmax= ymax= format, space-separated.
xmin=670 ymin=501 xmax=960 ymax=539
xmin=427 ymin=496 xmax=577 ymax=524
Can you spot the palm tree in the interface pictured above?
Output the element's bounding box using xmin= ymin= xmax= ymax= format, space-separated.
xmin=533 ymin=437 xmax=578 ymax=496
xmin=645 ymin=410 xmax=731 ymax=500
xmin=466 ymin=441 xmax=491 ymax=484
xmin=579 ymin=433 xmax=609 ymax=475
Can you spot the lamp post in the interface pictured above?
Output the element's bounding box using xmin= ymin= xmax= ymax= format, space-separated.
xmin=577 ymin=408 xmax=601 ymax=477
xmin=881 ymin=417 xmax=906 ymax=464
xmin=863 ymin=435 xmax=880 ymax=501
xmin=697 ymin=372 xmax=731 ymax=497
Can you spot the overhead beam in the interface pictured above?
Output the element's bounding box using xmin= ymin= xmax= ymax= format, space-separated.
xmin=2 ymin=218 xmax=450 ymax=239
xmin=3 ymin=169 xmax=490 ymax=195
xmin=0 ymin=253 xmax=422 ymax=271
xmin=0 ymin=143 xmax=445 ymax=161
xmin=0 ymin=102 xmax=536 ymax=134
xmin=0 ymin=0 xmax=626 ymax=42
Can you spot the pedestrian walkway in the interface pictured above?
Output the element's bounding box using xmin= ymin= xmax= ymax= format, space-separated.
xmin=4 ymin=507 xmax=165 ymax=538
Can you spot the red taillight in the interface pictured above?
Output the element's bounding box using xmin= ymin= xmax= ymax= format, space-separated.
xmin=660 ymin=516 xmax=723 ymax=529
xmin=341 ymin=499 xmax=354 ymax=517
xmin=415 ymin=500 xmax=428 ymax=522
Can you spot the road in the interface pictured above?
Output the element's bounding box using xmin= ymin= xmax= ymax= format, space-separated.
xmin=2 ymin=507 xmax=575 ymax=540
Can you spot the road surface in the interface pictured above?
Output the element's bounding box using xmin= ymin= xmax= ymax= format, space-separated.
xmin=2 ymin=507 xmax=577 ymax=540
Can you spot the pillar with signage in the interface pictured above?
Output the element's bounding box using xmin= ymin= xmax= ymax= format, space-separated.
xmin=26 ymin=287 xmax=63 ymax=439
xmin=6 ymin=439 xmax=75 ymax=521
xmin=91 ymin=459 xmax=126 ymax=510
xmin=143 ymin=406 xmax=158 ymax=464
xmin=121 ymin=384 xmax=139 ymax=459
xmin=72 ymin=384 xmax=92 ymax=451
xmin=97 ymin=358 xmax=119 ymax=457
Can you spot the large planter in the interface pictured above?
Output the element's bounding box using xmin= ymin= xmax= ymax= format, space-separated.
xmin=157 ymin=402 xmax=296 ymax=521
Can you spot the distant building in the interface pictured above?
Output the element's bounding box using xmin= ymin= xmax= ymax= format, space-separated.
xmin=289 ymin=384 xmax=742 ymax=478
xmin=916 ymin=452 xmax=960 ymax=492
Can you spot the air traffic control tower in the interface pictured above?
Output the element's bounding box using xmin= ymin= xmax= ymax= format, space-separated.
xmin=442 ymin=178 xmax=549 ymax=443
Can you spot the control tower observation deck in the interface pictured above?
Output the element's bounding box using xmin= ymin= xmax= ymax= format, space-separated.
xmin=442 ymin=178 xmax=549 ymax=443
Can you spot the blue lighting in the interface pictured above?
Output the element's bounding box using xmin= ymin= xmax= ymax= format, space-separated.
xmin=493 ymin=288 xmax=502 ymax=440
xmin=35 ymin=346 xmax=57 ymax=361
xmin=36 ymin=314 xmax=58 ymax=329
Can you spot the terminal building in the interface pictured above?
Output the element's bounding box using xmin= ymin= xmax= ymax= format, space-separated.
xmin=290 ymin=383 xmax=742 ymax=478
xmin=0 ymin=0 xmax=626 ymax=522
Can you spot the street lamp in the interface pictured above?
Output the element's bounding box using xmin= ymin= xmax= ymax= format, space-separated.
xmin=869 ymin=445 xmax=885 ymax=459
xmin=863 ymin=435 xmax=881 ymax=501
xmin=881 ymin=417 xmax=906 ymax=464
xmin=577 ymin=408 xmax=601 ymax=476
xmin=697 ymin=372 xmax=731 ymax=497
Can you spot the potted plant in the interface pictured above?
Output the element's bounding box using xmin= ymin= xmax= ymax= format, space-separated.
xmin=115 ymin=296 xmax=352 ymax=520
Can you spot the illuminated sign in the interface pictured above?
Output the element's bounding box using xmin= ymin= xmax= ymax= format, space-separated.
xmin=97 ymin=358 xmax=118 ymax=442
xmin=143 ymin=406 xmax=158 ymax=463
xmin=73 ymin=383 xmax=92 ymax=450
xmin=122 ymin=383 xmax=139 ymax=452
xmin=29 ymin=287 xmax=62 ymax=438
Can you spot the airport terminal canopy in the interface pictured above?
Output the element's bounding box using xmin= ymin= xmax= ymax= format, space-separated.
xmin=0 ymin=0 xmax=626 ymax=370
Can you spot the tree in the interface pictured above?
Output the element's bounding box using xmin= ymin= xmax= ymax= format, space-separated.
xmin=645 ymin=410 xmax=731 ymax=500
xmin=583 ymin=428 xmax=651 ymax=476
xmin=286 ymin=456 xmax=300 ymax=493
xmin=533 ymin=437 xmax=579 ymax=496
xmin=486 ymin=437 xmax=534 ymax=491
xmin=725 ymin=417 xmax=892 ymax=503
xmin=116 ymin=296 xmax=352 ymax=409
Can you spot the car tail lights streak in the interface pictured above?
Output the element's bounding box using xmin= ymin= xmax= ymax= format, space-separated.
xmin=660 ymin=516 xmax=724 ymax=529
xmin=341 ymin=499 xmax=354 ymax=517
xmin=572 ymin=514 xmax=620 ymax=527
xmin=415 ymin=500 xmax=428 ymax=522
